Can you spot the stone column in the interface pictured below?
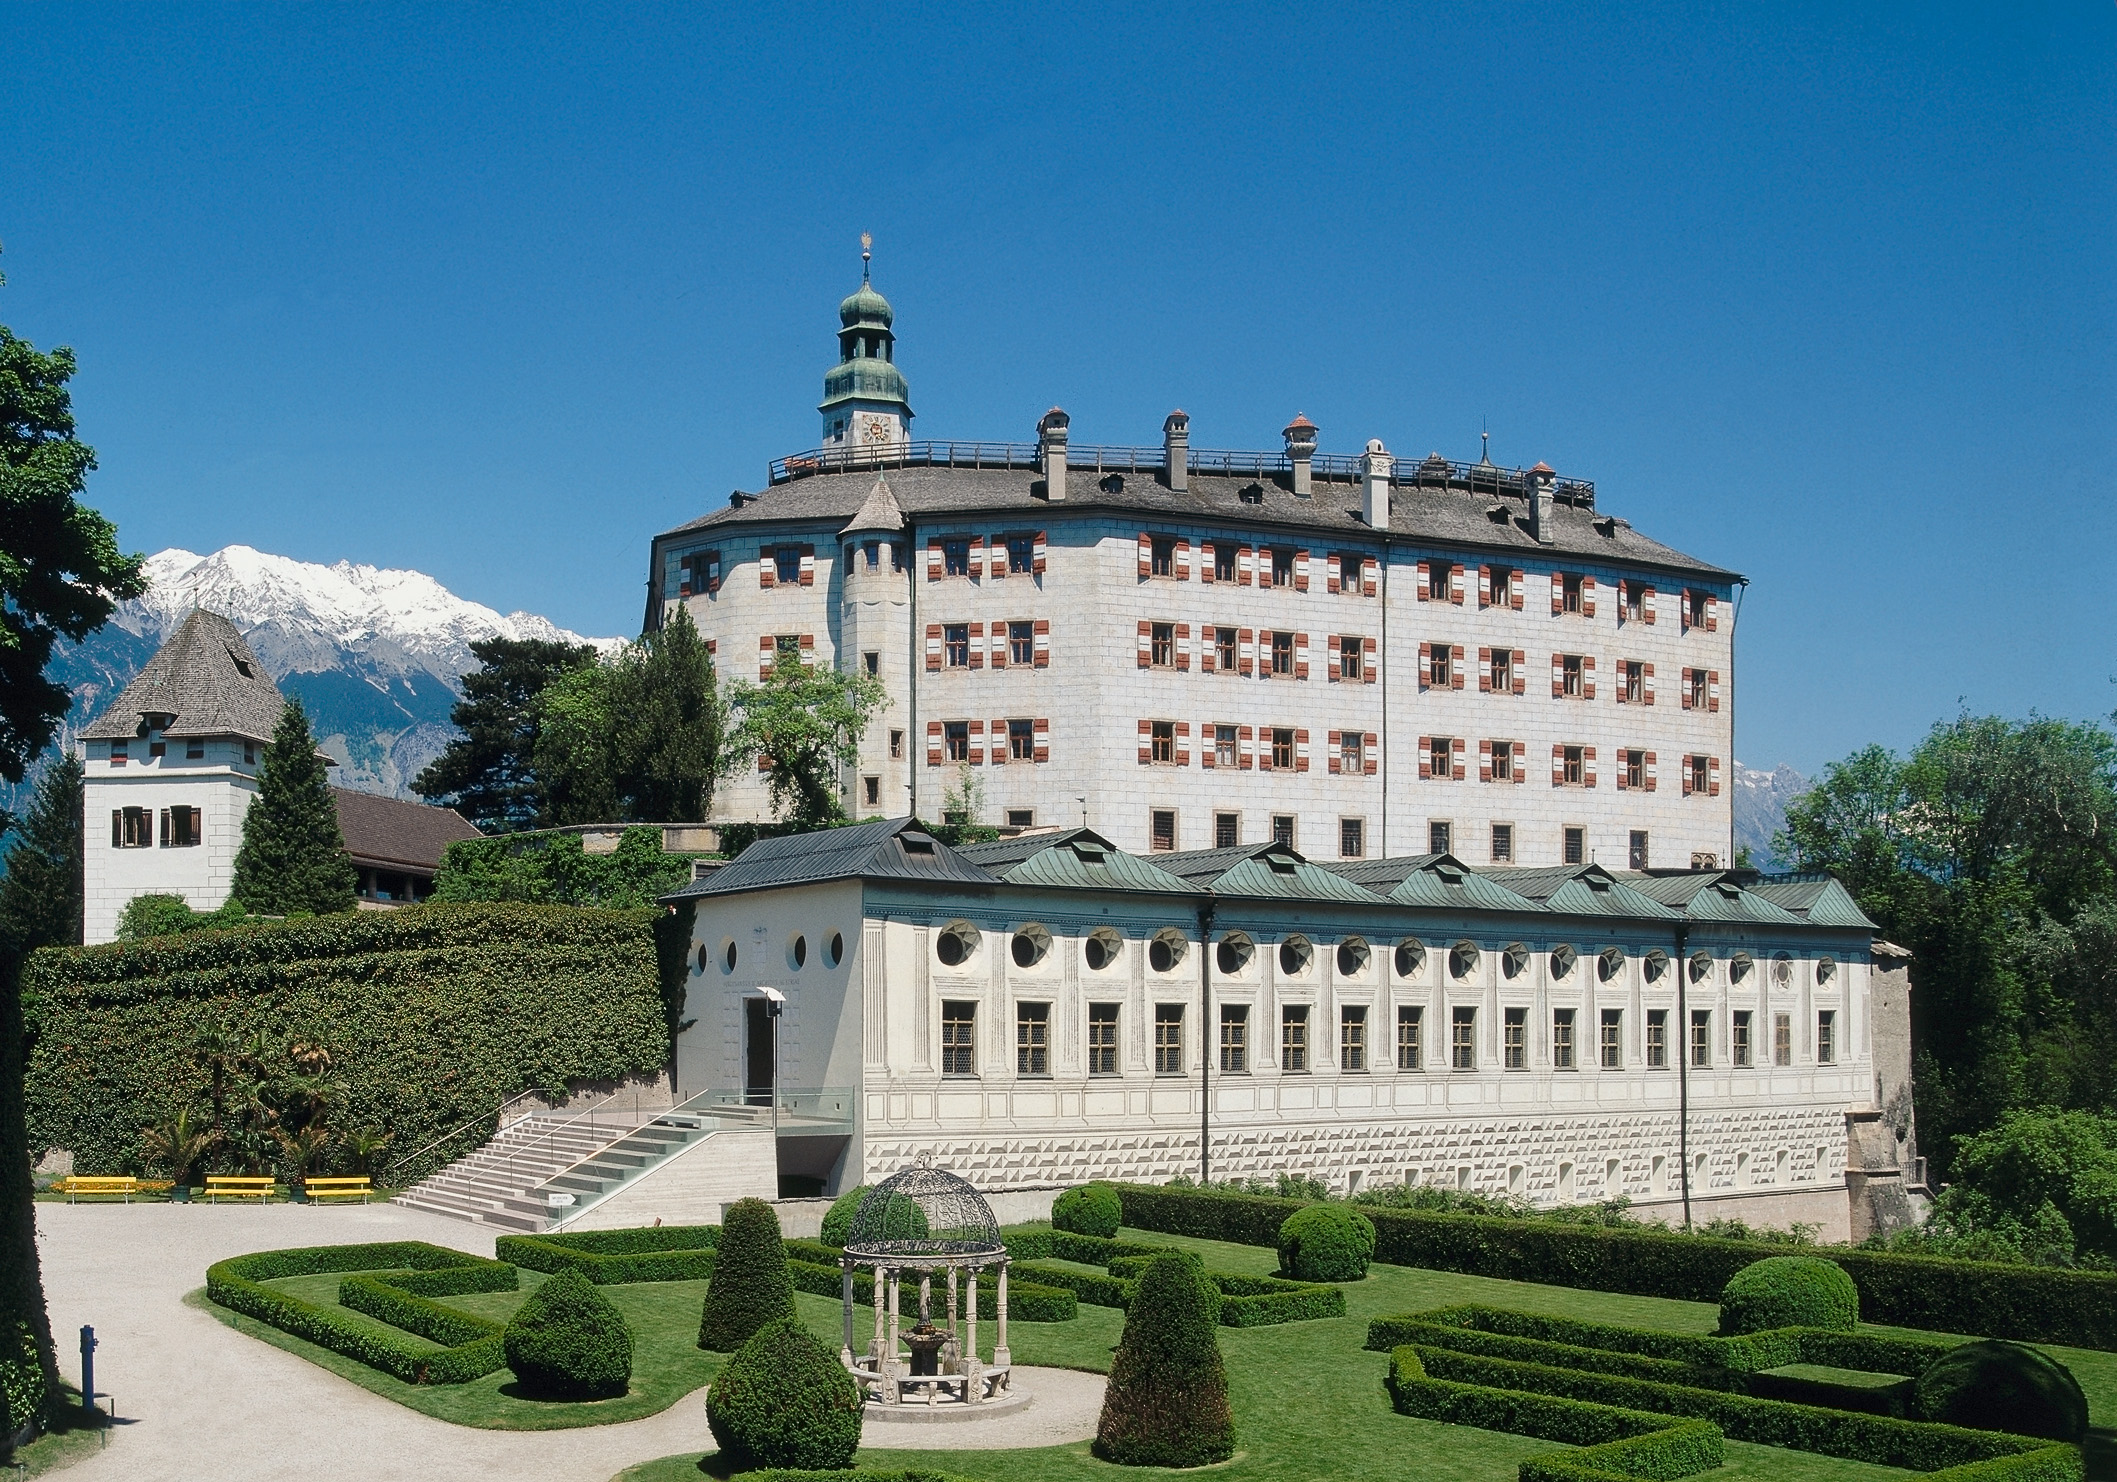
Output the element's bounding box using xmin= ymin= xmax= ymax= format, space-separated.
xmin=993 ymin=1260 xmax=1011 ymax=1369
xmin=841 ymin=1258 xmax=856 ymax=1366
xmin=962 ymin=1265 xmax=980 ymax=1401
xmin=919 ymin=1270 xmax=932 ymax=1324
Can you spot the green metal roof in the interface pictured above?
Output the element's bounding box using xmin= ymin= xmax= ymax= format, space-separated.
xmin=1750 ymin=878 xmax=1878 ymax=929
xmin=839 ymin=283 xmax=894 ymax=327
xmin=1154 ymin=844 xmax=1383 ymax=903
xmin=1619 ymin=872 xmax=1804 ymax=924
xmin=820 ymin=356 xmax=910 ymax=409
xmin=1481 ymin=865 xmax=1681 ymax=920
xmin=665 ymin=816 xmax=994 ymax=899
xmin=1325 ymin=855 xmax=1546 ymax=913
xmin=953 ymin=829 xmax=1194 ymax=894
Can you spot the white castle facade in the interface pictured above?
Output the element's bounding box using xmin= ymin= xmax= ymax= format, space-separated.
xmin=648 ymin=273 xmax=1739 ymax=868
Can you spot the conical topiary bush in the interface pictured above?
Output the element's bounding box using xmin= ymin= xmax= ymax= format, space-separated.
xmin=502 ymin=1268 xmax=632 ymax=1399
xmin=706 ymin=1317 xmax=864 ymax=1471
xmin=698 ymin=1196 xmax=798 ymax=1351
xmin=1094 ymin=1250 xmax=1235 ymax=1467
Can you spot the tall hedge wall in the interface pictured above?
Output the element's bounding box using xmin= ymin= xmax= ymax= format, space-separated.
xmin=24 ymin=903 xmax=678 ymax=1181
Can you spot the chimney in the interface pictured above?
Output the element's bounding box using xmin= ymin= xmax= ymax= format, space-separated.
xmin=1360 ymin=439 xmax=1391 ymax=527
xmin=1529 ymin=461 xmax=1556 ymax=544
xmin=1163 ymin=410 xmax=1189 ymax=492
xmin=1038 ymin=408 xmax=1070 ymax=501
xmin=1282 ymin=414 xmax=1318 ymax=498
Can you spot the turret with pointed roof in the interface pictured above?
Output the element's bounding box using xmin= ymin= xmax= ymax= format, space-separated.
xmin=80 ymin=609 xmax=284 ymax=744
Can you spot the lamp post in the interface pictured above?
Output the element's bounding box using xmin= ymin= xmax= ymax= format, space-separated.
xmin=760 ymin=986 xmax=786 ymax=1137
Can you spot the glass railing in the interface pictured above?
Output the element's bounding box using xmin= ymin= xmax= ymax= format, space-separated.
xmin=696 ymin=1085 xmax=858 ymax=1133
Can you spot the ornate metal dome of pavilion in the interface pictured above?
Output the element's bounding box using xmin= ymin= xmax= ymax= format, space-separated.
xmin=842 ymin=1163 xmax=1003 ymax=1260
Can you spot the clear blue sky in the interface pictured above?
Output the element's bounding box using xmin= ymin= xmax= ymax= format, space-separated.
xmin=4 ymin=3 xmax=2111 ymax=774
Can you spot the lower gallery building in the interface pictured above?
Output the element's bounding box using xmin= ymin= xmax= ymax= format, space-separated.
xmin=669 ymin=817 xmax=1902 ymax=1241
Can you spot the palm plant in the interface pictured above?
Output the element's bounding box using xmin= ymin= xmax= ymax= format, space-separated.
xmin=275 ymin=1124 xmax=337 ymax=1191
xmin=193 ymin=1030 xmax=235 ymax=1140
xmin=140 ymin=1105 xmax=218 ymax=1192
xmin=343 ymin=1128 xmax=394 ymax=1179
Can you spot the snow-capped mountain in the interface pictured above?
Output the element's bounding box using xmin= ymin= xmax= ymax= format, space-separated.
xmin=48 ymin=545 xmax=622 ymax=799
xmin=1733 ymin=762 xmax=1810 ymax=872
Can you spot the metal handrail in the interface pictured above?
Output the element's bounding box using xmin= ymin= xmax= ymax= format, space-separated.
xmin=533 ymin=1086 xmax=732 ymax=1228
xmin=502 ymin=1081 xmax=667 ymax=1188
xmin=387 ymin=1088 xmax=544 ymax=1179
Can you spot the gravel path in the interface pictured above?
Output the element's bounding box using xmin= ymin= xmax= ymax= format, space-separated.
xmin=32 ymin=1201 xmax=1100 ymax=1481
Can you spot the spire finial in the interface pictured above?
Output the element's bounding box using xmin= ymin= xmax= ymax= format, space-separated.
xmin=1481 ymin=421 xmax=1490 ymax=464
xmin=860 ymin=231 xmax=872 ymax=283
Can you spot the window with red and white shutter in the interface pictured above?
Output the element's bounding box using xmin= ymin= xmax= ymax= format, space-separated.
xmin=1583 ymin=746 xmax=1598 ymax=788
xmin=1238 ymin=724 xmax=1255 ymax=770
xmin=1705 ymin=595 xmax=1719 ymax=632
xmin=1511 ymin=740 xmax=1527 ymax=782
xmin=1450 ymin=645 xmax=1466 ymax=691
xmin=1364 ymin=637 xmax=1379 ymax=683
xmin=966 ymin=719 xmax=985 ymax=765
xmin=1295 ymin=728 xmax=1310 ymax=772
xmin=1511 ymin=650 xmax=1526 ymax=695
xmin=1295 ymin=550 xmax=1311 ymax=592
xmin=1641 ymin=584 xmax=1656 ymax=623
xmin=1176 ymin=622 xmax=1192 ymax=671
xmin=1448 ymin=566 xmax=1465 ymax=604
xmin=799 ymin=634 xmax=815 ymax=665
xmin=988 ymin=539 xmax=1006 ymax=579
xmin=1708 ymin=670 xmax=1721 ymax=713
xmin=1135 ymin=533 xmax=1152 ymax=579
xmin=989 ymin=625 xmax=1007 ymax=669
xmin=1478 ymin=647 xmax=1493 ymax=693
xmin=1033 ymin=718 xmax=1050 ymax=762
xmin=1580 ymin=575 xmax=1595 ymax=618
xmin=964 ymin=623 xmax=983 ymax=669
xmin=1450 ymin=738 xmax=1466 ymax=781
xmin=1257 ymin=722 xmax=1276 ymax=772
xmin=759 ymin=634 xmax=776 ymax=679
xmin=1420 ymin=643 xmax=1434 ymax=688
xmin=1583 ymin=655 xmax=1597 ymax=700
xmin=1137 ymin=719 xmax=1153 ymax=765
xmin=1238 ymin=628 xmax=1255 ymax=677
xmin=1295 ymin=633 xmax=1310 ymax=680
xmin=1419 ymin=736 xmax=1433 ymax=780
xmin=1326 ymin=555 xmax=1342 ymax=594
xmin=925 ymin=624 xmax=942 ymax=672
xmin=1361 ymin=558 xmax=1377 ymax=597
xmin=1136 ymin=620 xmax=1153 ymax=669
xmin=1551 ymin=572 xmax=1565 ymax=615
xmin=1364 ymin=732 xmax=1379 ymax=776
xmin=989 ymin=716 xmax=1009 ymax=760
xmin=1330 ymin=729 xmax=1344 ymax=773
xmin=1643 ymin=662 xmax=1656 ymax=705
xmin=1201 ymin=719 xmax=1218 ymax=769
xmin=1238 ymin=546 xmax=1255 ymax=585
xmin=926 ymin=540 xmax=944 ymax=582
xmin=1033 ymin=619 xmax=1050 ymax=667
xmin=1551 ymin=653 xmax=1565 ymax=698
xmin=759 ymin=548 xmax=777 ymax=589
xmin=1479 ymin=739 xmax=1493 ymax=782
xmin=1327 ymin=635 xmax=1341 ymax=681
xmin=1508 ymin=575 xmax=1523 ymax=611
xmin=1478 ymin=565 xmax=1491 ymax=606
xmin=1034 ymin=532 xmax=1048 ymax=574
xmin=1645 ymin=751 xmax=1658 ymax=792
xmin=1175 ymin=722 xmax=1191 ymax=767
xmin=927 ymin=720 xmax=945 ymax=765
xmin=1175 ymin=540 xmax=1191 ymax=581
xmin=1417 ymin=560 xmax=1434 ymax=601
xmin=1551 ymin=744 xmax=1566 ymax=786
xmin=1200 ymin=623 xmax=1216 ymax=673
xmin=1709 ymin=756 xmax=1722 ymax=796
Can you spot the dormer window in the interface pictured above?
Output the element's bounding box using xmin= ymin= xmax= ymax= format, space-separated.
xmin=109 ymin=741 xmax=128 ymax=766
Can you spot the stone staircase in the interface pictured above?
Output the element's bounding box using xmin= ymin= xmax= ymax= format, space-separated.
xmin=393 ymin=1107 xmax=727 ymax=1232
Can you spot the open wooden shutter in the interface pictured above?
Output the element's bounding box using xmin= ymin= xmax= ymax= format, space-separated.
xmin=1551 ymin=653 xmax=1565 ymax=698
xmin=1641 ymin=585 xmax=1655 ymax=623
xmin=1137 ymin=719 xmax=1153 ymax=765
xmin=1364 ymin=636 xmax=1379 ymax=682
xmin=1295 ymin=728 xmax=1309 ymax=772
xmin=1416 ymin=560 xmax=1432 ymax=601
xmin=1175 ymin=539 xmax=1191 ymax=581
xmin=1552 ymin=744 xmax=1566 ymax=786
xmin=760 ymin=634 xmax=777 ymax=679
xmin=1364 ymin=733 xmax=1378 ymax=775
xmin=794 ymin=548 xmax=811 ymax=587
xmin=1201 ymin=720 xmax=1217 ymax=769
xmin=799 ymin=634 xmax=815 ymax=665
xmin=1683 ymin=755 xmax=1696 ymax=796
xmin=1327 ymin=635 xmax=1341 ymax=681
xmin=966 ymin=622 xmax=984 ymax=669
xmin=1137 ymin=620 xmax=1152 ymax=668
xmin=1419 ymin=643 xmax=1433 ymax=687
xmin=1681 ymin=667 xmax=1694 ymax=710
xmin=1451 ymin=644 xmax=1466 ymax=690
xmin=1450 ymin=566 xmax=1465 ymax=604
xmin=1173 ymin=723 xmax=1191 ymax=767
xmin=925 ymin=624 xmax=942 ymax=672
xmin=1362 ymin=558 xmax=1378 ymax=597
xmin=1295 ymin=550 xmax=1311 ymax=591
xmin=1418 ymin=735 xmax=1433 ymax=780
xmin=1616 ymin=752 xmax=1629 ymax=791
xmin=989 ymin=625 xmax=1006 ymax=669
xmin=759 ymin=548 xmax=776 ymax=589
xmin=1238 ymin=629 xmax=1255 ymax=676
xmin=1581 ymin=575 xmax=1595 ymax=617
xmin=1238 ymin=546 xmax=1254 ymax=585
xmin=1033 ymin=718 xmax=1050 ymax=762
xmin=1256 ymin=723 xmax=1274 ymax=772
xmin=988 ymin=538 xmax=1006 ymax=579
xmin=1512 ymin=650 xmax=1527 ymax=696
xmin=1478 ymin=565 xmax=1492 ymax=607
xmin=1295 ymin=633 xmax=1309 ymax=680
xmin=1137 ymin=533 xmax=1152 ymax=579
xmin=1708 ymin=756 xmax=1722 ymax=796
xmin=1478 ymin=647 xmax=1492 ymax=692
xmin=1583 ymin=655 xmax=1597 ymax=700
xmin=1326 ymin=555 xmax=1342 ymax=594
xmin=1033 ymin=531 xmax=1048 ymax=574
xmin=1479 ymin=739 xmax=1493 ymax=782
xmin=1643 ymin=662 xmax=1655 ymax=705
xmin=965 ymin=720 xmax=984 ymax=765
xmin=1708 ymin=670 xmax=1721 ymax=712
xmin=1033 ymin=619 xmax=1050 ymax=667
xmin=1452 ymin=739 xmax=1467 ymax=781
xmin=1200 ymin=545 xmax=1216 ymax=585
xmin=1200 ymin=625 xmax=1216 ymax=673
xmin=1238 ymin=724 xmax=1254 ymax=770
xmin=1583 ymin=746 xmax=1598 ymax=788
xmin=1706 ymin=595 xmax=1719 ymax=632
xmin=1513 ymin=740 xmax=1527 ymax=782
xmin=1552 ymin=572 xmax=1566 ymax=615
xmin=926 ymin=720 xmax=944 ymax=765
xmin=1645 ymin=751 xmax=1658 ymax=792
xmin=1329 ymin=729 xmax=1343 ymax=774
xmin=1176 ymin=622 xmax=1192 ymax=671
xmin=927 ymin=540 xmax=944 ymax=581
xmin=989 ymin=716 xmax=1010 ymax=761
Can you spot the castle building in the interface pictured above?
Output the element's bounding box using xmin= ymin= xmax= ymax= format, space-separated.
xmin=648 ymin=270 xmax=1740 ymax=868
xmin=77 ymin=609 xmax=480 ymax=942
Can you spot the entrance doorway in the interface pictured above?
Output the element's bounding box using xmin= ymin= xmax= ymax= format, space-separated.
xmin=745 ymin=996 xmax=775 ymax=1107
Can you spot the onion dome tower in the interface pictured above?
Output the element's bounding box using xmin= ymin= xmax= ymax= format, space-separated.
xmin=820 ymin=234 xmax=913 ymax=449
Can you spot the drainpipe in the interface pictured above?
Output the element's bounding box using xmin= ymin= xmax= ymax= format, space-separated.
xmin=1199 ymin=898 xmax=1216 ymax=1184
xmin=906 ymin=517 xmax=918 ymax=821
xmin=1676 ymin=921 xmax=1692 ymax=1230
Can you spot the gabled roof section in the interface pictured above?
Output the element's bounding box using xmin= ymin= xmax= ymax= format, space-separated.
xmin=1749 ymin=877 xmax=1879 ymax=929
xmin=1326 ymin=854 xmax=1546 ymax=912
xmin=665 ymin=816 xmax=997 ymax=899
xmin=1618 ymin=871 xmax=1804 ymax=924
xmin=952 ymin=829 xmax=1194 ymax=894
xmin=331 ymin=787 xmax=483 ymax=872
xmin=80 ymin=609 xmax=287 ymax=743
xmin=1480 ymin=864 xmax=1680 ymax=919
xmin=1152 ymin=843 xmax=1382 ymax=903
xmin=839 ymin=475 xmax=907 ymax=536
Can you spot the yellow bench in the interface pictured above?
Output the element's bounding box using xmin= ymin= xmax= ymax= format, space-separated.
xmin=206 ymin=1175 xmax=279 ymax=1203
xmin=54 ymin=1176 xmax=141 ymax=1203
xmin=304 ymin=1177 xmax=372 ymax=1204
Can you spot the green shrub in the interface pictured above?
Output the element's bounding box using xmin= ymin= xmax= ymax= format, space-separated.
xmin=1277 ymin=1203 xmax=1375 ymax=1282
xmin=1094 ymin=1252 xmax=1235 ymax=1467
xmin=502 ymin=1269 xmax=632 ymax=1399
xmin=706 ymin=1318 xmax=863 ymax=1471
xmin=698 ymin=1198 xmax=797 ymax=1351
xmin=745 ymin=1470 xmax=982 ymax=1482
xmin=818 ymin=1185 xmax=868 ymax=1247
xmin=0 ymin=1321 xmax=44 ymax=1437
xmin=820 ymin=1185 xmax=930 ymax=1248
xmin=1719 ymin=1256 xmax=1859 ymax=1335
xmin=498 ymin=1226 xmax=718 ymax=1284
xmin=1914 ymin=1340 xmax=2089 ymax=1442
xmin=1052 ymin=1183 xmax=1123 ymax=1239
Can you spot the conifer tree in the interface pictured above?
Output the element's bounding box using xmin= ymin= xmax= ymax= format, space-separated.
xmin=1094 ymin=1251 xmax=1235 ymax=1467
xmin=0 ymin=754 xmax=84 ymax=965
xmin=231 ymin=700 xmax=356 ymax=916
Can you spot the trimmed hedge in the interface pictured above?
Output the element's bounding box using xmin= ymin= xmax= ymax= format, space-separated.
xmin=699 ymin=1199 xmax=797 ymax=1351
xmin=503 ymin=1268 xmax=632 ymax=1399
xmin=707 ymin=1318 xmax=863 ymax=1471
xmin=1115 ymin=1182 xmax=2117 ymax=1350
xmin=1277 ymin=1203 xmax=1376 ymax=1282
xmin=1053 ymin=1183 xmax=1123 ymax=1239
xmin=745 ymin=1472 xmax=985 ymax=1482
xmin=207 ymin=1242 xmax=516 ymax=1384
xmin=497 ymin=1226 xmax=719 ymax=1285
xmin=1719 ymin=1255 xmax=1859 ymax=1335
xmin=1095 ymin=1253 xmax=1235 ymax=1467
xmin=1916 ymin=1341 xmax=2090 ymax=1443
xmin=26 ymin=904 xmax=679 ymax=1183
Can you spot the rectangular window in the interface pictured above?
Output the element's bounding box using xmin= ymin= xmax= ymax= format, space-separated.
xmin=1429 ymin=643 xmax=1454 ymax=688
xmin=864 ymin=776 xmax=881 ymax=807
xmin=1490 ymin=741 xmax=1516 ymax=783
xmin=863 ymin=539 xmax=881 ymax=570
xmin=149 ymin=741 xmax=166 ymax=759
xmin=1622 ymin=660 xmax=1645 ymax=703
xmin=1429 ymin=820 xmax=1452 ymax=855
xmin=1339 ymin=817 xmax=1365 ymax=859
xmin=1214 ymin=811 xmax=1240 ymax=848
xmin=243 ymin=741 xmax=256 ymax=765
xmin=1553 ymin=1008 xmax=1576 ymax=1069
xmin=1340 ymin=732 xmax=1364 ymax=773
xmin=946 ymin=624 xmax=970 ymax=667
xmin=998 ymin=997 xmax=1047 ymax=1077
xmin=1219 ymin=1005 xmax=1249 ymax=1074
xmin=1338 ymin=635 xmax=1363 ymax=680
xmin=889 ymin=729 xmax=904 ymax=759
xmin=1151 ymin=720 xmax=1175 ymax=763
xmin=1397 ymin=1006 xmax=1423 ymax=1071
xmin=1817 ymin=1010 xmax=1836 ymax=1065
xmin=1629 ymin=830 xmax=1650 ymax=870
xmin=1154 ymin=1004 xmax=1185 ymax=1075
xmin=1687 ymin=589 xmax=1710 ymax=628
xmin=1562 ymin=573 xmax=1585 ymax=614
xmin=1562 ymin=654 xmax=1585 ymax=698
xmin=1564 ymin=825 xmax=1586 ymax=864
xmin=1504 ymin=1007 xmax=1527 ymax=1069
xmin=941 ymin=1001 xmax=978 ymax=1077
xmin=864 ymin=650 xmax=881 ymax=676
xmin=1686 ymin=668 xmax=1708 ymax=709
xmin=943 ymin=538 xmax=971 ymax=577
xmin=1625 ymin=581 xmax=1645 ymax=621
xmin=1341 ymin=1006 xmax=1368 ymax=1073
xmin=1490 ymin=823 xmax=1513 ymax=862
xmin=1270 ymin=630 xmax=1293 ymax=676
xmin=1215 ymin=626 xmax=1237 ymax=670
xmin=1281 ymin=1005 xmax=1310 ymax=1072
xmin=1774 ymin=1013 xmax=1793 ymax=1067
xmin=1731 ymin=1010 xmax=1753 ymax=1068
xmin=1152 ymin=622 xmax=1176 ymax=667
xmin=1600 ymin=1009 xmax=1623 ymax=1068
xmin=1563 ymin=746 xmax=1585 ymax=785
xmin=1150 ymin=808 xmax=1177 ymax=852
xmin=1689 ymin=755 xmax=1709 ymax=794
xmin=1491 ymin=648 xmax=1515 ymax=691
xmin=1271 ymin=814 xmax=1296 ymax=848
xmin=1214 ymin=725 xmax=1237 ymax=769
xmin=1489 ymin=565 xmax=1514 ymax=606
xmin=159 ymin=806 xmax=202 ymax=848
xmin=945 ymin=722 xmax=970 ymax=762
xmin=112 ymin=807 xmax=151 ymax=848
xmin=1213 ymin=542 xmax=1237 ymax=582
xmin=1625 ymin=750 xmax=1647 ymax=790
xmin=1151 ymin=536 xmax=1176 ymax=578
xmin=1429 ymin=736 xmax=1453 ymax=780
xmin=1270 ymin=548 xmax=1294 ymax=587
xmin=1005 ymin=807 xmax=1035 ymax=828
xmin=776 ymin=634 xmax=802 ymax=664
xmin=1690 ymin=1009 xmax=1712 ymax=1068
xmin=1270 ymin=729 xmax=1294 ymax=769
xmin=1007 ymin=535 xmax=1035 ymax=573
xmin=776 ymin=547 xmax=804 ymax=584
xmin=1087 ymin=1003 xmax=1120 ymax=1076
xmin=1452 ymin=1006 xmax=1477 ymax=1070
xmin=185 ymin=738 xmax=205 ymax=760
xmin=1646 ymin=1008 xmax=1668 ymax=1068
xmin=1009 ymin=621 xmax=1033 ymax=665
xmin=1009 ymin=719 xmax=1034 ymax=761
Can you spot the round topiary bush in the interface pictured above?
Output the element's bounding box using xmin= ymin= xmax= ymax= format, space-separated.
xmin=1276 ymin=1203 xmax=1376 ymax=1282
xmin=819 ymin=1184 xmax=930 ymax=1249
xmin=819 ymin=1185 xmax=870 ymax=1248
xmin=1052 ymin=1183 xmax=1123 ymax=1240
xmin=706 ymin=1317 xmax=864 ymax=1471
xmin=698 ymin=1197 xmax=798 ymax=1351
xmin=1715 ymin=1255 xmax=1859 ymax=1335
xmin=1914 ymin=1340 xmax=2089 ymax=1442
xmin=1094 ymin=1251 xmax=1235 ymax=1467
xmin=502 ymin=1268 xmax=633 ymax=1399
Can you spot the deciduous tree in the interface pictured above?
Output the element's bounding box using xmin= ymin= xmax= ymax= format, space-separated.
xmin=726 ymin=657 xmax=886 ymax=828
xmin=411 ymin=637 xmax=596 ymax=831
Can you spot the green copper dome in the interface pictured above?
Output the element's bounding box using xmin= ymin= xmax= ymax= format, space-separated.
xmin=840 ymin=283 xmax=894 ymax=328
xmin=822 ymin=355 xmax=910 ymax=407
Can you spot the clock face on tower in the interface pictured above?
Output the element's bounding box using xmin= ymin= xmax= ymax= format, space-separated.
xmin=862 ymin=415 xmax=893 ymax=444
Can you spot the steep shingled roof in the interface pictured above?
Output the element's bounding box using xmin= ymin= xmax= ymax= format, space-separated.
xmin=839 ymin=475 xmax=907 ymax=536
xmin=665 ymin=816 xmax=998 ymax=899
xmin=79 ymin=609 xmax=287 ymax=743
xmin=330 ymin=787 xmax=483 ymax=873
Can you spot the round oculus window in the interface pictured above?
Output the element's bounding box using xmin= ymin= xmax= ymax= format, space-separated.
xmin=1336 ymin=938 xmax=1371 ymax=977
xmin=1278 ymin=936 xmax=1313 ymax=976
xmin=1215 ymin=934 xmax=1253 ymax=975
xmin=1084 ymin=928 xmax=1122 ymax=972
xmin=1394 ymin=939 xmax=1426 ymax=978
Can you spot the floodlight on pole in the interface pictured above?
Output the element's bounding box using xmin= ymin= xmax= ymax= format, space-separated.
xmin=760 ymin=987 xmax=786 ymax=1137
